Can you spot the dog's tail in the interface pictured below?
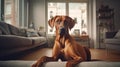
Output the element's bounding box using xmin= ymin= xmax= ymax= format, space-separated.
xmin=84 ymin=47 xmax=91 ymax=61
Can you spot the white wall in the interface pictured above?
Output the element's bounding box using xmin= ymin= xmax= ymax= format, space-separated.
xmin=29 ymin=0 xmax=46 ymax=31
xmin=28 ymin=0 xmax=88 ymax=31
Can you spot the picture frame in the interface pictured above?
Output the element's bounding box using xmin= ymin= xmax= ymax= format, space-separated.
xmin=74 ymin=29 xmax=80 ymax=36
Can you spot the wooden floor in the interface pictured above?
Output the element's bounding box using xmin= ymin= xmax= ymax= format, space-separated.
xmin=16 ymin=47 xmax=120 ymax=62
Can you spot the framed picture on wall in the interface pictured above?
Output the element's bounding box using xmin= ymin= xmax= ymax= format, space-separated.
xmin=74 ymin=29 xmax=80 ymax=36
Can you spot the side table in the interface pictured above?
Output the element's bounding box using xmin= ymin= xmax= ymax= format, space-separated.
xmin=73 ymin=35 xmax=90 ymax=48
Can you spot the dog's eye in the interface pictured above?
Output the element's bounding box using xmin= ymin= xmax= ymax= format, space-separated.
xmin=64 ymin=21 xmax=68 ymax=26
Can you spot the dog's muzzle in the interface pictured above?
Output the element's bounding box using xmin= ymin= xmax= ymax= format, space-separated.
xmin=59 ymin=27 xmax=65 ymax=35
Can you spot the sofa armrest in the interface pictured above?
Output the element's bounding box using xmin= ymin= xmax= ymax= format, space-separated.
xmin=105 ymin=31 xmax=117 ymax=38
xmin=0 ymin=61 xmax=120 ymax=67
xmin=105 ymin=38 xmax=120 ymax=44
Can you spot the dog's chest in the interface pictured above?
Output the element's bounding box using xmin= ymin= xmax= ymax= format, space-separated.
xmin=60 ymin=45 xmax=73 ymax=60
xmin=58 ymin=37 xmax=73 ymax=60
xmin=59 ymin=38 xmax=65 ymax=48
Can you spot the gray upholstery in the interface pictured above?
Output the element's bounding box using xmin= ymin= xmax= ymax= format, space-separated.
xmin=0 ymin=22 xmax=11 ymax=34
xmin=105 ymin=31 xmax=120 ymax=51
xmin=0 ymin=22 xmax=47 ymax=58
xmin=0 ymin=35 xmax=32 ymax=49
xmin=29 ymin=37 xmax=47 ymax=45
xmin=0 ymin=61 xmax=120 ymax=67
xmin=105 ymin=39 xmax=120 ymax=44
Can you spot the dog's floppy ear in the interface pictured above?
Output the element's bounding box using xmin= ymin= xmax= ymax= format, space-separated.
xmin=66 ymin=16 xmax=76 ymax=30
xmin=48 ymin=16 xmax=59 ymax=28
xmin=48 ymin=17 xmax=55 ymax=28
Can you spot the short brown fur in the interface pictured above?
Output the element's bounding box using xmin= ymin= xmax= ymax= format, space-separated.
xmin=32 ymin=15 xmax=91 ymax=67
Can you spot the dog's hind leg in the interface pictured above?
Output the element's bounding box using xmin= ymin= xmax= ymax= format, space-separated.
xmin=66 ymin=56 xmax=84 ymax=67
xmin=84 ymin=47 xmax=91 ymax=61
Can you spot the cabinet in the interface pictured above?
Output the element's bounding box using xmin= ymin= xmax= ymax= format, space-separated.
xmin=74 ymin=35 xmax=90 ymax=48
xmin=47 ymin=35 xmax=90 ymax=48
xmin=97 ymin=5 xmax=114 ymax=48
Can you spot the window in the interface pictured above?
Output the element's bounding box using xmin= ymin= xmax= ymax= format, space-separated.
xmin=48 ymin=2 xmax=87 ymax=35
xmin=4 ymin=0 xmax=17 ymax=25
xmin=48 ymin=3 xmax=66 ymax=34
xmin=69 ymin=3 xmax=87 ymax=35
xmin=4 ymin=0 xmax=28 ymax=28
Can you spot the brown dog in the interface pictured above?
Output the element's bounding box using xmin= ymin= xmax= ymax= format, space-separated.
xmin=32 ymin=15 xmax=91 ymax=67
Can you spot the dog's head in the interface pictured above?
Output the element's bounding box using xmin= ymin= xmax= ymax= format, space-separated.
xmin=48 ymin=15 xmax=75 ymax=36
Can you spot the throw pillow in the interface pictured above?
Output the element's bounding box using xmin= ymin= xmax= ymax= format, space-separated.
xmin=8 ymin=24 xmax=20 ymax=35
xmin=19 ymin=29 xmax=27 ymax=37
xmin=26 ymin=29 xmax=39 ymax=37
xmin=0 ymin=22 xmax=11 ymax=34
xmin=114 ymin=30 xmax=120 ymax=38
xmin=38 ymin=31 xmax=46 ymax=36
xmin=0 ymin=26 xmax=9 ymax=35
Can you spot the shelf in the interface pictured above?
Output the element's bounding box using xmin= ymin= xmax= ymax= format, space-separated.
xmin=97 ymin=4 xmax=115 ymax=48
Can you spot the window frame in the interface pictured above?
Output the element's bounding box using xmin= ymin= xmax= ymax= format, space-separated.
xmin=47 ymin=1 xmax=88 ymax=36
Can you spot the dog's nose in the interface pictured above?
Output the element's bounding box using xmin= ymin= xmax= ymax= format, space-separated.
xmin=60 ymin=27 xmax=65 ymax=32
xmin=59 ymin=27 xmax=65 ymax=35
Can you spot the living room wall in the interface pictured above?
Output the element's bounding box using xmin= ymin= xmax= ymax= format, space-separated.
xmin=29 ymin=0 xmax=46 ymax=31
xmin=96 ymin=0 xmax=120 ymax=31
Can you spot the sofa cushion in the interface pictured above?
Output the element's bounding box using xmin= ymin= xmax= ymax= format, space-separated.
xmin=8 ymin=24 xmax=20 ymax=35
xmin=43 ymin=61 xmax=120 ymax=67
xmin=38 ymin=31 xmax=46 ymax=37
xmin=105 ymin=31 xmax=117 ymax=38
xmin=0 ymin=61 xmax=120 ymax=67
xmin=114 ymin=30 xmax=120 ymax=39
xmin=0 ymin=22 xmax=11 ymax=35
xmin=0 ymin=26 xmax=7 ymax=34
xmin=27 ymin=31 xmax=39 ymax=37
xmin=26 ymin=29 xmax=39 ymax=37
xmin=0 ymin=35 xmax=32 ymax=49
xmin=19 ymin=29 xmax=27 ymax=37
xmin=105 ymin=39 xmax=120 ymax=44
xmin=8 ymin=24 xmax=27 ymax=37
xmin=0 ymin=61 xmax=34 ymax=67
xmin=28 ymin=37 xmax=47 ymax=45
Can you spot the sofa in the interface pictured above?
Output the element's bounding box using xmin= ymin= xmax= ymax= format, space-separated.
xmin=0 ymin=22 xmax=47 ymax=59
xmin=105 ymin=30 xmax=120 ymax=51
xmin=0 ymin=61 xmax=120 ymax=67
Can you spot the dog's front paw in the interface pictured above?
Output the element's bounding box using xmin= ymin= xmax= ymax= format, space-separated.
xmin=32 ymin=62 xmax=42 ymax=67
xmin=32 ymin=63 xmax=37 ymax=67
